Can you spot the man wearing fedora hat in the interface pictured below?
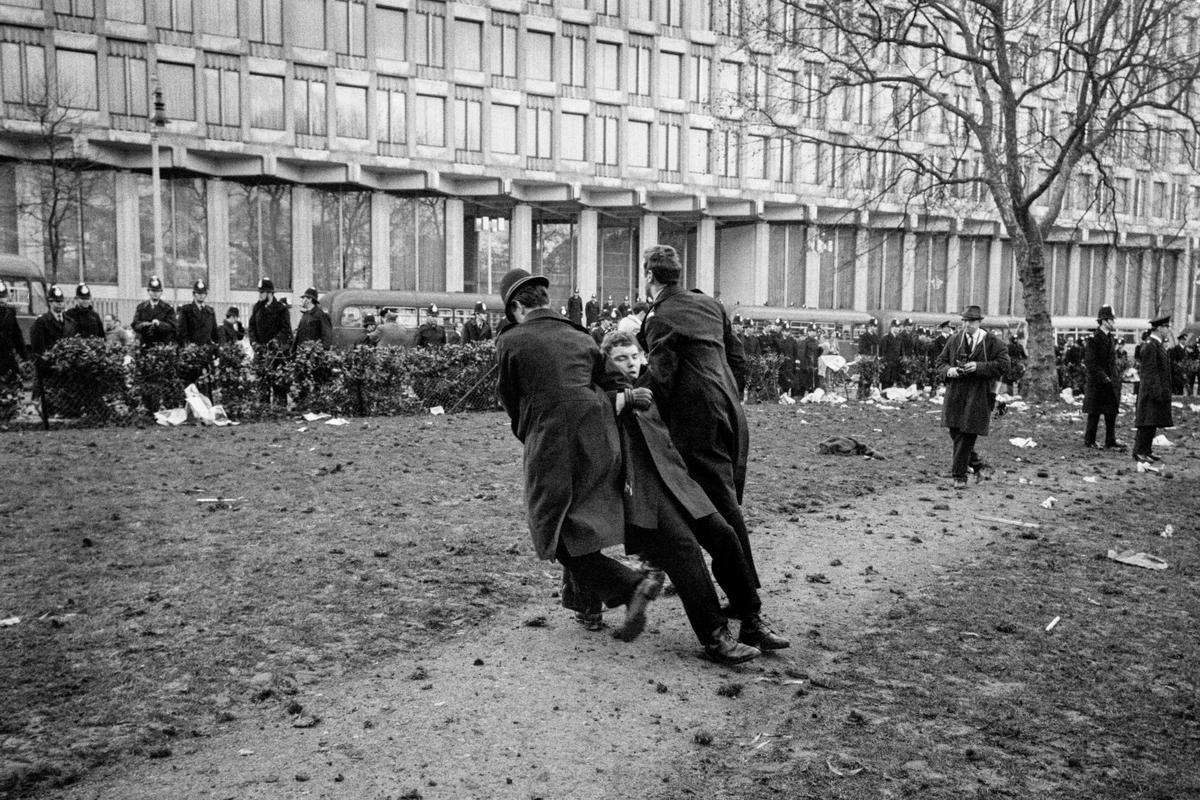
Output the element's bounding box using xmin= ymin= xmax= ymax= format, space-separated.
xmin=935 ymin=304 xmax=1010 ymax=489
xmin=1133 ymin=314 xmax=1174 ymax=463
xmin=496 ymin=268 xmax=663 ymax=642
xmin=1082 ymin=305 xmax=1125 ymax=451
xmin=248 ymin=277 xmax=293 ymax=405
xmin=293 ymin=287 xmax=332 ymax=351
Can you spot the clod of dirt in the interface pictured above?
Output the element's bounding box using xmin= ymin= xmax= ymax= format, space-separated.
xmin=146 ymin=747 xmax=171 ymax=759
xmin=523 ymin=615 xmax=548 ymax=627
xmin=806 ymin=574 xmax=830 ymax=584
xmin=655 ymin=682 xmax=669 ymax=694
xmin=409 ymin=666 xmax=429 ymax=681
xmin=693 ymin=730 xmax=714 ymax=745
xmin=81 ymin=537 xmax=93 ymax=547
xmin=291 ymin=715 xmax=319 ymax=729
xmin=295 ymin=772 xmax=310 ymax=782
xmin=285 ymin=700 xmax=303 ymax=715
xmin=472 ymin=658 xmax=484 ymax=666
xmin=716 ymin=683 xmax=743 ymax=698
xmin=400 ymin=789 xmax=423 ymax=799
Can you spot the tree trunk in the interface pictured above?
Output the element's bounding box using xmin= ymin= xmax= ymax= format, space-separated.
xmin=1014 ymin=238 xmax=1058 ymax=402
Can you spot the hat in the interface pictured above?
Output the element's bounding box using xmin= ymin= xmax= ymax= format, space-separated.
xmin=732 ymin=314 xmax=743 ymax=325
xmin=1149 ymin=313 xmax=1171 ymax=329
xmin=278 ymin=296 xmax=290 ymax=307
xmin=937 ymin=320 xmax=951 ymax=330
xmin=498 ymin=269 xmax=550 ymax=322
xmin=147 ymin=276 xmax=163 ymax=291
xmin=362 ymin=314 xmax=376 ymax=327
xmin=257 ymin=277 xmax=274 ymax=293
xmin=302 ymin=287 xmax=319 ymax=303
xmin=192 ymin=279 xmax=208 ymax=293
xmin=48 ymin=285 xmax=66 ymax=302
xmin=890 ymin=319 xmax=898 ymax=327
xmin=427 ymin=303 xmax=438 ymax=315
xmin=1096 ymin=304 xmax=1115 ymax=321
xmin=959 ymin=305 xmax=984 ymax=321
xmin=75 ymin=283 xmax=91 ymax=299
xmin=0 ymin=280 xmax=6 ymax=298
xmin=780 ymin=321 xmax=791 ymax=331
xmin=903 ymin=317 xmax=913 ymax=326
xmin=474 ymin=301 xmax=487 ymax=313
xmin=225 ymin=306 xmax=239 ymax=318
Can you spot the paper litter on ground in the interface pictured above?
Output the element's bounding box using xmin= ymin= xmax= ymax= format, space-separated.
xmin=1152 ymin=434 xmax=1174 ymax=447
xmin=1009 ymin=437 xmax=1037 ymax=448
xmin=324 ymin=417 xmax=350 ymax=426
xmin=303 ymin=412 xmax=331 ymax=422
xmin=1106 ymin=549 xmax=1168 ymax=570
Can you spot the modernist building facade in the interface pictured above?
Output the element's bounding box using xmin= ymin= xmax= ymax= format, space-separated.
xmin=0 ymin=0 xmax=1197 ymax=327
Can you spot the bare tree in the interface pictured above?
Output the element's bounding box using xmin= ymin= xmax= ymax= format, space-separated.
xmin=740 ymin=0 xmax=1200 ymax=400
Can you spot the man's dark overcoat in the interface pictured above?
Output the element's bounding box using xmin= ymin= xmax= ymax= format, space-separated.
xmin=1135 ymin=336 xmax=1173 ymax=428
xmin=248 ymin=298 xmax=293 ymax=348
xmin=935 ymin=329 xmax=1010 ymax=436
xmin=132 ymin=300 xmax=177 ymax=348
xmin=30 ymin=312 xmax=66 ymax=356
xmin=496 ymin=307 xmax=624 ymax=561
xmin=1082 ymin=328 xmax=1121 ymax=415
xmin=0 ymin=304 xmax=27 ymax=376
xmin=293 ymin=305 xmax=333 ymax=350
xmin=177 ymin=302 xmax=218 ymax=346
xmin=64 ymin=306 xmax=105 ymax=339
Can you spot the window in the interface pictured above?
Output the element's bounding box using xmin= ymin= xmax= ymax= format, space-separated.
xmin=56 ymin=50 xmax=98 ymax=110
xmin=333 ymin=0 xmax=366 ymax=57
xmin=661 ymin=119 xmax=680 ymax=171
xmin=595 ymin=41 xmax=620 ymax=90
xmin=628 ymin=0 xmax=650 ymax=19
xmin=335 ymin=84 xmax=366 ymax=138
xmin=137 ymin=176 xmax=207 ymax=287
xmin=489 ymin=12 xmax=517 ymax=77
xmin=492 ymin=102 xmax=517 ymax=153
xmin=526 ymin=31 xmax=553 ymax=81
xmin=453 ymin=18 xmax=482 ymax=71
xmin=630 ymin=37 xmax=651 ymax=95
xmin=562 ymin=26 xmax=586 ymax=87
xmin=653 ymin=51 xmax=681 ymax=100
xmin=562 ymin=112 xmax=586 ymax=161
xmin=108 ymin=0 xmax=145 ymax=23
xmin=596 ymin=0 xmax=620 ymax=15
xmin=746 ymin=135 xmax=768 ymax=179
xmin=655 ymin=0 xmax=682 ymax=25
xmin=689 ymin=52 xmax=711 ymax=102
xmin=376 ymin=78 xmax=406 ymax=143
xmin=293 ymin=68 xmax=326 ymax=135
xmin=107 ymin=46 xmax=148 ymax=117
xmin=596 ymin=105 xmax=619 ymax=165
xmin=718 ymin=60 xmax=741 ymax=97
xmin=228 ymin=183 xmax=292 ymax=291
xmin=1 ymin=38 xmax=44 ymax=106
xmin=628 ymin=120 xmax=651 ymax=167
xmin=414 ymin=2 xmax=445 ymax=68
xmin=154 ymin=0 xmax=192 ymax=31
xmin=389 ymin=196 xmax=445 ymax=291
xmin=313 ymin=189 xmax=371 ymax=289
xmin=159 ymin=61 xmax=195 ymax=121
xmin=46 ymin=173 xmax=117 ymax=285
xmin=287 ymin=0 xmax=324 ymax=49
xmin=713 ymin=0 xmax=741 ymax=36
xmin=717 ymin=128 xmax=739 ymax=177
xmin=55 ymin=0 xmax=94 ymax=17
xmin=527 ymin=99 xmax=552 ymax=158
xmin=201 ymin=0 xmax=238 ymax=37
xmin=689 ymin=127 xmax=710 ymax=173
xmin=774 ymin=137 xmax=794 ymax=182
xmin=416 ymin=94 xmax=445 ymax=146
xmin=455 ymin=92 xmax=482 ymax=151
xmin=247 ymin=0 xmax=283 ymax=45
xmin=376 ymin=6 xmax=406 ymax=60
xmin=248 ymin=73 xmax=284 ymax=129
xmin=204 ymin=58 xmax=240 ymax=126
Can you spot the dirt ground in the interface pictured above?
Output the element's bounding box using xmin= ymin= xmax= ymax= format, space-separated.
xmin=1 ymin=396 xmax=1197 ymax=800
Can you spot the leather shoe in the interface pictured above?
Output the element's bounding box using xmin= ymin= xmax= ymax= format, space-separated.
xmin=1084 ymin=442 xmax=1102 ymax=450
xmin=1104 ymin=440 xmax=1126 ymax=450
xmin=613 ymin=571 xmax=663 ymax=642
xmin=704 ymin=625 xmax=761 ymax=664
xmin=953 ymin=478 xmax=968 ymax=489
xmin=738 ymin=613 xmax=790 ymax=650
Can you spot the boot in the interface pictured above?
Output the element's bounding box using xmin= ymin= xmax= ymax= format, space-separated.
xmin=738 ymin=613 xmax=790 ymax=650
xmin=704 ymin=625 xmax=761 ymax=664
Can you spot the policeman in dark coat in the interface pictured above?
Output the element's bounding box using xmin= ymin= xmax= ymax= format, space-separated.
xmin=799 ymin=326 xmax=821 ymax=394
xmin=132 ymin=276 xmax=177 ymax=348
xmin=566 ymin=289 xmax=583 ymax=326
xmin=416 ymin=303 xmax=446 ymax=348
xmin=248 ymin=277 xmax=292 ymax=350
xmin=1133 ymin=314 xmax=1174 ymax=463
xmin=293 ymin=287 xmax=333 ymax=350
xmin=63 ymin=284 xmax=105 ymax=339
xmin=461 ymin=301 xmax=493 ymax=343
xmin=30 ymin=285 xmax=68 ymax=357
xmin=1082 ymin=305 xmax=1124 ymax=450
xmin=177 ymin=279 xmax=218 ymax=346
xmin=857 ymin=318 xmax=880 ymax=358
xmin=1168 ymin=334 xmax=1187 ymax=395
xmin=776 ymin=323 xmax=800 ymax=397
xmin=935 ymin=305 xmax=1010 ymax=489
xmin=881 ymin=321 xmax=903 ymax=387
xmin=584 ymin=294 xmax=600 ymax=326
xmin=496 ymin=268 xmax=659 ymax=640
xmin=0 ymin=280 xmax=28 ymax=379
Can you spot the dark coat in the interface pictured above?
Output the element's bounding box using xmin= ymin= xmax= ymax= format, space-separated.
xmin=882 ymin=332 xmax=903 ymax=363
xmin=132 ymin=300 xmax=177 ymax=348
xmin=936 ymin=329 xmax=1010 ymax=436
xmin=566 ymin=294 xmax=583 ymax=325
xmin=1082 ymin=329 xmax=1121 ymax=415
xmin=1135 ymin=336 xmax=1173 ymax=428
xmin=584 ymin=299 xmax=600 ymax=326
xmin=1 ymin=304 xmax=28 ymax=376
xmin=177 ymin=302 xmax=218 ymax=346
xmin=739 ymin=332 xmax=762 ymax=358
xmin=857 ymin=330 xmax=880 ymax=357
xmin=639 ymin=284 xmax=748 ymax=499
xmin=496 ymin=307 xmax=624 ymax=560
xmin=216 ymin=319 xmax=245 ymax=345
xmin=293 ymin=306 xmax=333 ymax=350
xmin=461 ymin=318 xmax=493 ymax=343
xmin=777 ymin=335 xmax=800 ymax=382
xmin=248 ymin=298 xmax=293 ymax=348
xmin=416 ymin=322 xmax=446 ymax=348
xmin=30 ymin=312 xmax=66 ymax=356
xmin=64 ymin=306 xmax=105 ymax=339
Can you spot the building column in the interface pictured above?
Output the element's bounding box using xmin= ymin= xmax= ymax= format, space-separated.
xmin=370 ymin=192 xmax=389 ymax=290
xmin=944 ymin=233 xmax=961 ymax=311
xmin=1174 ymin=244 xmax=1192 ymax=324
xmin=510 ymin=203 xmax=532 ymax=273
xmin=986 ymin=236 xmax=1003 ymax=315
xmin=901 ymin=231 xmax=917 ymax=311
xmin=1104 ymin=245 xmax=1118 ymax=313
xmin=1066 ymin=242 xmax=1082 ymax=316
xmin=805 ymin=228 xmax=822 ymax=308
xmin=207 ymin=178 xmax=229 ymax=301
xmin=14 ymin=165 xmax=42 ymax=267
xmin=638 ymin=213 xmax=658 ymax=298
xmin=696 ymin=217 xmax=716 ymax=296
xmin=752 ymin=221 xmax=769 ymax=305
xmin=853 ymin=224 xmax=869 ymax=311
xmin=577 ymin=208 xmax=599 ymax=297
xmin=114 ymin=171 xmax=142 ymax=297
xmin=292 ymin=186 xmax=313 ymax=296
xmin=445 ymin=197 xmax=464 ymax=292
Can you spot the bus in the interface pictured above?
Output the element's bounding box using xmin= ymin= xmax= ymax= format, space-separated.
xmin=321 ymin=289 xmax=504 ymax=348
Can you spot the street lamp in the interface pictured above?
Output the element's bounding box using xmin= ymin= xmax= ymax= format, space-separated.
xmin=150 ymin=85 xmax=170 ymax=304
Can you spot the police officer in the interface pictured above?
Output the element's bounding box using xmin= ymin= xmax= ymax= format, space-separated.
xmin=31 ymin=285 xmax=68 ymax=357
xmin=584 ymin=293 xmax=600 ymax=327
xmin=177 ymin=279 xmax=218 ymax=346
xmin=416 ymin=303 xmax=446 ymax=348
xmin=566 ymin=289 xmax=583 ymax=326
xmin=64 ymin=284 xmax=105 ymax=339
xmin=1132 ymin=314 xmax=1174 ymax=463
xmin=0 ymin=280 xmax=28 ymax=380
xmin=462 ymin=301 xmax=493 ymax=343
xmin=132 ymin=276 xmax=177 ymax=349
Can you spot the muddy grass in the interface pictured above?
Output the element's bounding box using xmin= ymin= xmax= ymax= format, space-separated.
xmin=1 ymin=399 xmax=1197 ymax=799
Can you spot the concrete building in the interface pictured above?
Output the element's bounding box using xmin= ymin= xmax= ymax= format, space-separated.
xmin=0 ymin=0 xmax=1197 ymax=328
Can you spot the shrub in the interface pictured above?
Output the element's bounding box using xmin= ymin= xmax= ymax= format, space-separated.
xmin=403 ymin=342 xmax=498 ymax=412
xmin=41 ymin=338 xmax=135 ymax=422
xmin=288 ymin=342 xmax=350 ymax=415
xmin=743 ymin=353 xmax=782 ymax=404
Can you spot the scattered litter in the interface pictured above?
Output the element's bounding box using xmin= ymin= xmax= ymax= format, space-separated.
xmin=1059 ymin=387 xmax=1078 ymax=404
xmin=799 ymin=388 xmax=847 ymax=405
xmin=826 ymin=758 xmax=864 ymax=777
xmin=1136 ymin=461 xmax=1161 ymax=474
xmin=154 ymin=408 xmax=188 ymax=426
xmin=1106 ymin=549 xmax=1168 ymax=570
xmin=429 ymin=406 xmax=445 ymax=416
xmin=1083 ymin=476 xmax=1098 ymax=483
xmin=0 ymin=617 xmax=19 ymax=627
xmin=296 ymin=426 xmax=308 ymax=433
xmin=324 ymin=418 xmax=349 ymax=426
xmin=1190 ymin=404 xmax=1200 ymax=412
xmin=1040 ymin=497 xmax=1057 ymax=509
xmin=238 ymin=749 xmax=254 ymax=757
xmin=196 ymin=496 xmax=245 ymax=505
xmin=1009 ymin=437 xmax=1037 ymax=448
xmin=1045 ymin=616 xmax=1061 ymax=633
xmin=302 ymin=412 xmax=330 ymax=422
xmin=817 ymin=436 xmax=885 ymax=460
xmin=778 ymin=394 xmax=796 ymax=405
xmin=1171 ymin=401 xmax=1184 ymax=409
xmin=1160 ymin=525 xmax=1174 ymax=538
xmin=1152 ymin=434 xmax=1174 ymax=447
xmin=184 ymin=385 xmax=234 ymax=426
xmin=977 ymin=515 xmax=1040 ymax=529
xmin=883 ymin=386 xmax=919 ymax=401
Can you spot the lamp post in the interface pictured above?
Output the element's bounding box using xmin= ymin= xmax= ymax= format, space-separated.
xmin=150 ymin=85 xmax=169 ymax=304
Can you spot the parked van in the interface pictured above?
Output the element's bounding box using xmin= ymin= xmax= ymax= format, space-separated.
xmin=0 ymin=254 xmax=49 ymax=343
xmin=321 ymin=289 xmax=504 ymax=348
